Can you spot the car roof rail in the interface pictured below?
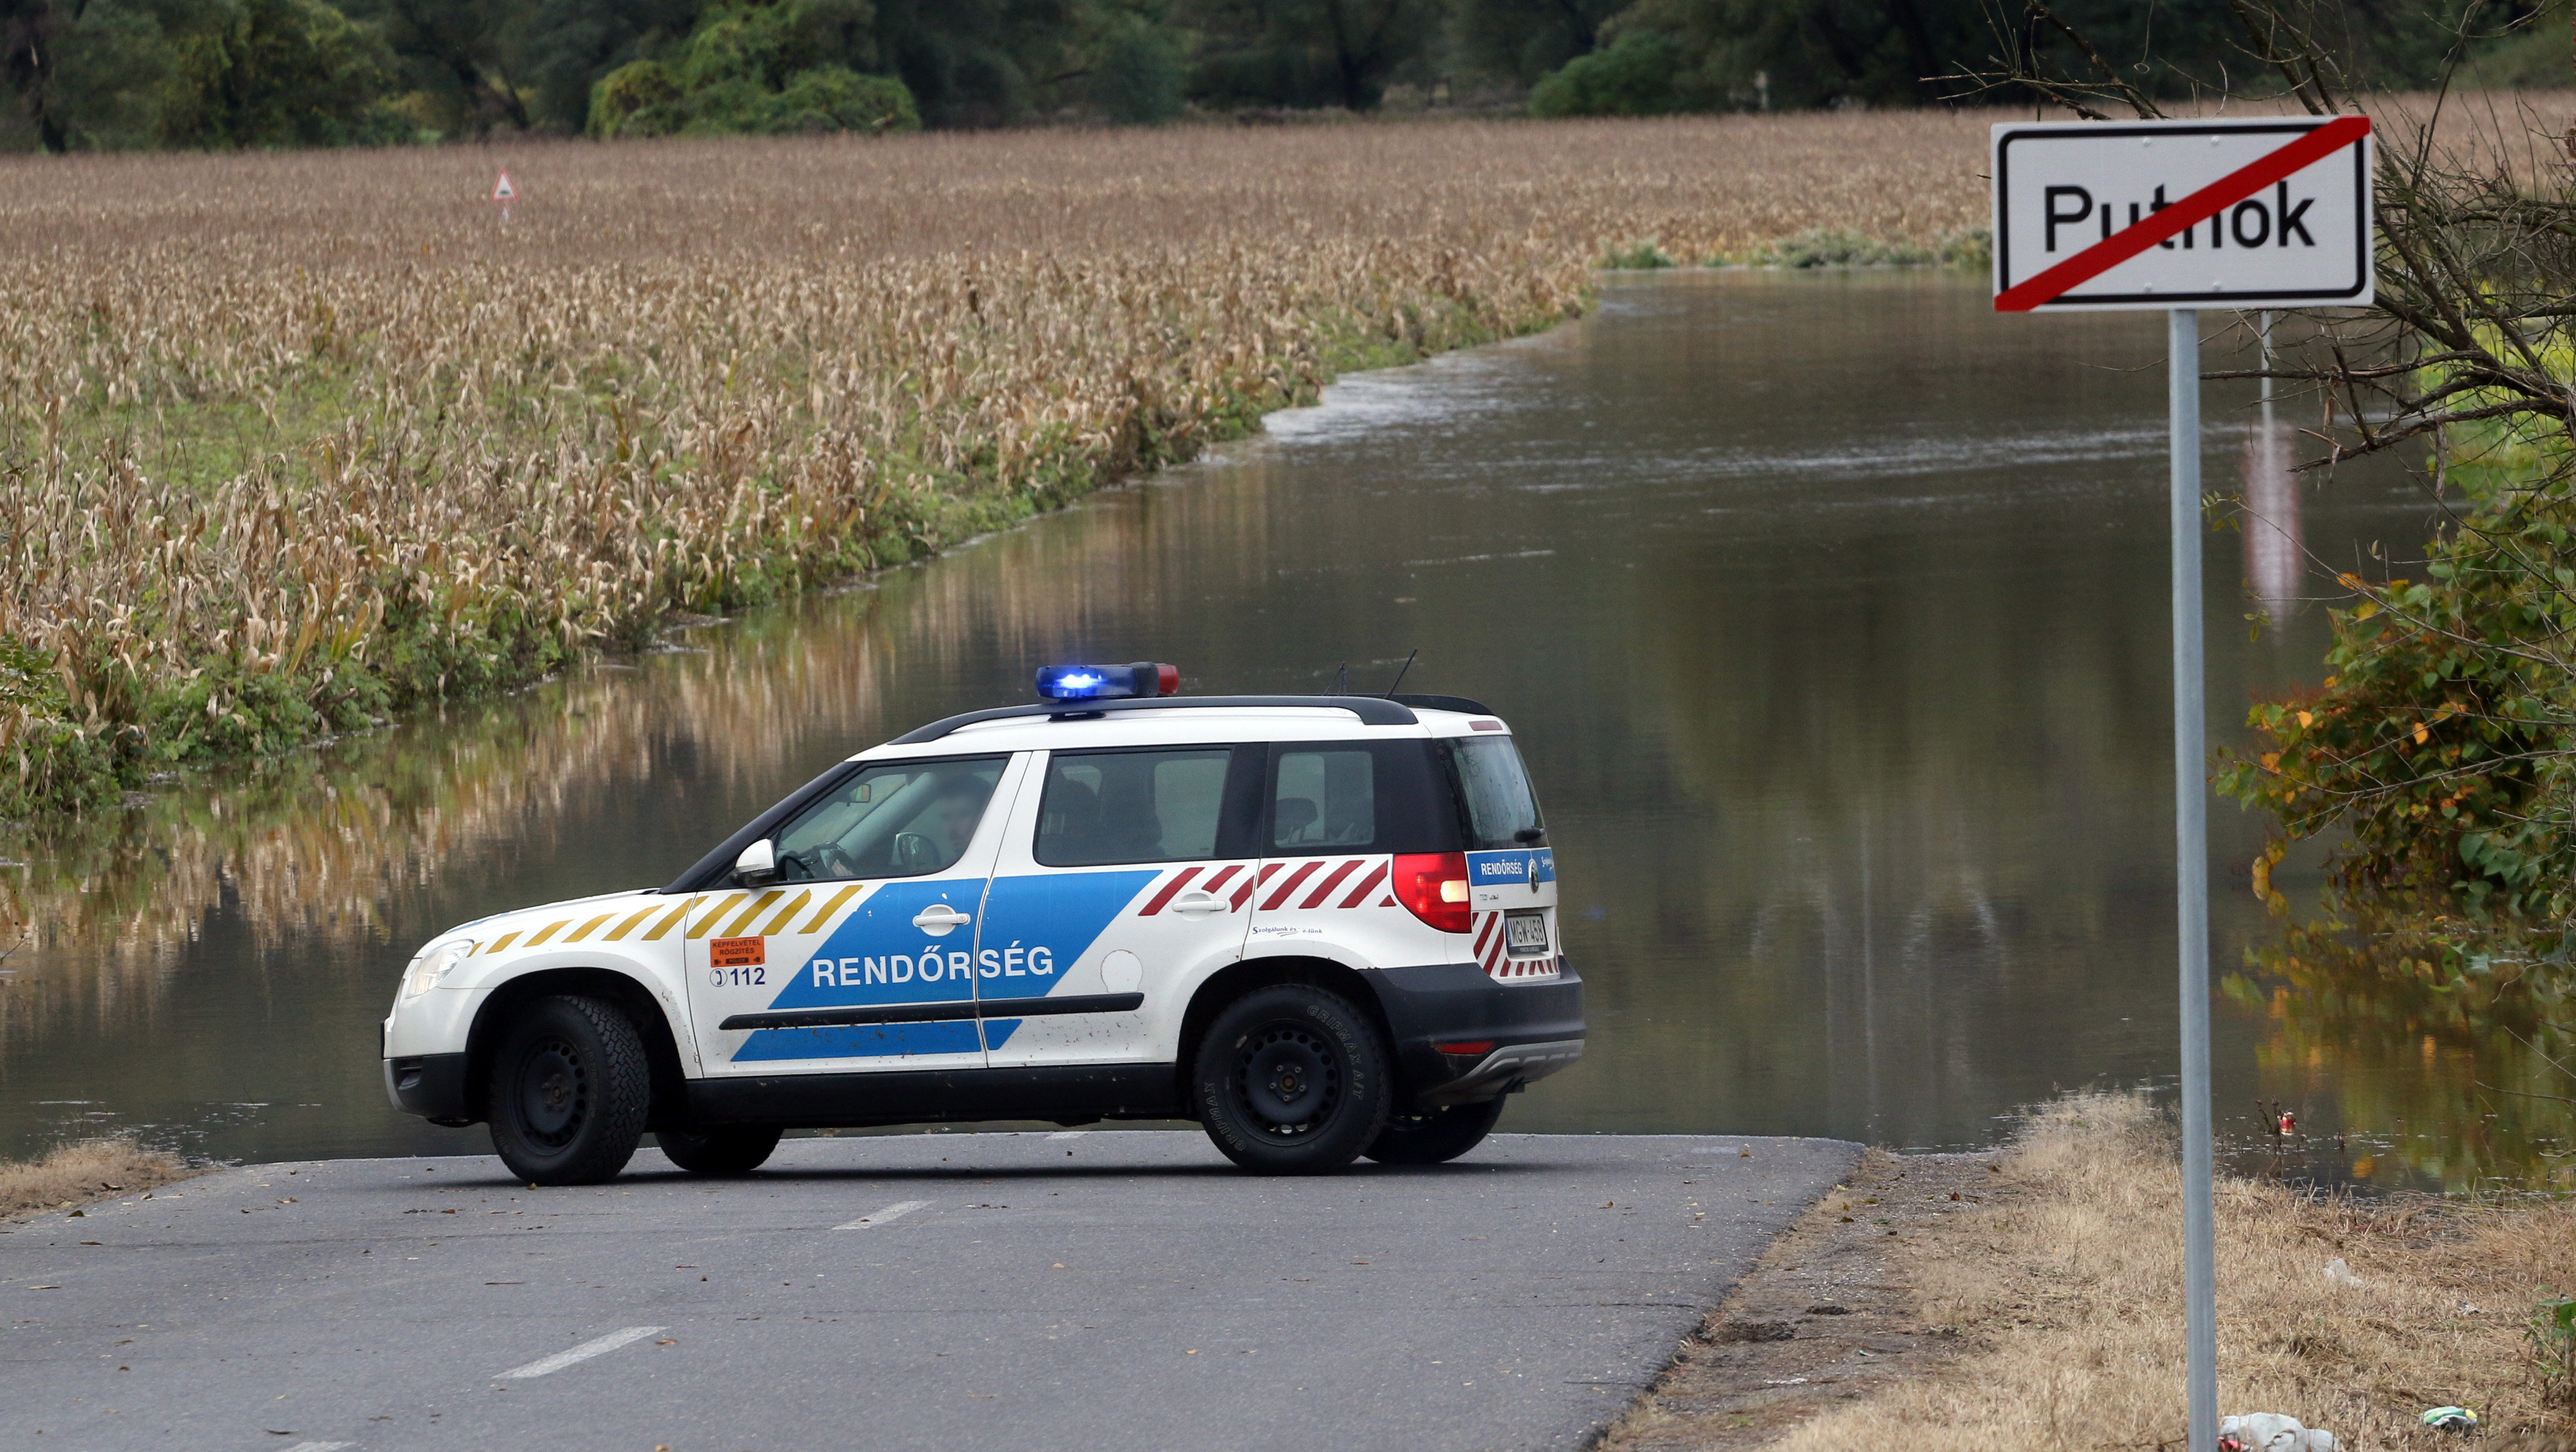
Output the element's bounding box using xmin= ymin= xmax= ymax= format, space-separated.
xmin=889 ymin=694 xmax=1420 ymax=745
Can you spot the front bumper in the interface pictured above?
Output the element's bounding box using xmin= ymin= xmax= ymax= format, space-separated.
xmin=1363 ymin=959 xmax=1585 ymax=1108
xmin=384 ymin=1053 xmax=475 ymax=1126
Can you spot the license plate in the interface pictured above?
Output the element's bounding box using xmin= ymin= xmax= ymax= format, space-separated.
xmin=1504 ymin=911 xmax=1550 ymax=956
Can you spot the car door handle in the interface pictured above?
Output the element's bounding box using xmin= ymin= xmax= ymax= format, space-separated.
xmin=1170 ymin=892 xmax=1225 ymax=916
xmin=911 ymin=904 xmax=973 ymax=935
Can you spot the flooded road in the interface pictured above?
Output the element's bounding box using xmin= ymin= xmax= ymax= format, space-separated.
xmin=5 ymin=270 xmax=2512 ymax=1185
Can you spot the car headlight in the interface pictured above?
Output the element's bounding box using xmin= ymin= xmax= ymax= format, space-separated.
xmin=399 ymin=938 xmax=478 ymax=1001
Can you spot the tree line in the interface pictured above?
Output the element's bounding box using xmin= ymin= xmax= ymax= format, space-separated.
xmin=0 ymin=0 xmax=2542 ymax=151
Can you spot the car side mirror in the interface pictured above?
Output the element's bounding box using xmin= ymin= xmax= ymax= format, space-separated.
xmin=734 ymin=838 xmax=778 ymax=887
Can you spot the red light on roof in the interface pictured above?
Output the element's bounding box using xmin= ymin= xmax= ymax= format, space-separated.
xmin=1469 ymin=719 xmax=1504 ymax=732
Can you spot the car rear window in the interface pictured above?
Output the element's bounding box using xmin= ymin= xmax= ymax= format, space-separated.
xmin=1440 ymin=736 xmax=1545 ymax=850
xmin=1263 ymin=741 xmax=1453 ymax=856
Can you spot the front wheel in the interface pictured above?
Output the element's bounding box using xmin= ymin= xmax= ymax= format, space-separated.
xmin=486 ymin=995 xmax=650 ymax=1186
xmin=656 ymin=1125 xmax=783 ymax=1175
xmin=1363 ymin=1096 xmax=1506 ymax=1165
xmin=1193 ymin=984 xmax=1390 ymax=1174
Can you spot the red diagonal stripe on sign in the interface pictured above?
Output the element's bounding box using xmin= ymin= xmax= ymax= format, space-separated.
xmin=1137 ymin=866 xmax=1202 ymax=917
xmin=1995 ymin=115 xmax=2370 ymax=313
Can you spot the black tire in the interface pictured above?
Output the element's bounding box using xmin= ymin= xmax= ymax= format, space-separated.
xmin=1193 ymin=984 xmax=1390 ymax=1174
xmin=486 ymin=994 xmax=650 ymax=1186
xmin=656 ymin=1125 xmax=783 ymax=1175
xmin=1363 ymin=1096 xmax=1506 ymax=1166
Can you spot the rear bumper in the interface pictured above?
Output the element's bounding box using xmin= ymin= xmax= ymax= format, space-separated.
xmin=1363 ymin=959 xmax=1585 ymax=1108
xmin=384 ymin=1053 xmax=475 ymax=1126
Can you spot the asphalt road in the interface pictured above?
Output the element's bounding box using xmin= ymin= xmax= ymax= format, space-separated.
xmin=3 ymin=1130 xmax=1858 ymax=1452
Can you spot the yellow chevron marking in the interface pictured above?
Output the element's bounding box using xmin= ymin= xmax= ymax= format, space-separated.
xmin=524 ymin=919 xmax=572 ymax=947
xmin=603 ymin=904 xmax=663 ymax=941
xmin=565 ymin=912 xmax=617 ymax=943
xmin=684 ymin=894 xmax=750 ymax=940
xmin=719 ymin=890 xmax=783 ymax=939
xmin=642 ymin=897 xmax=700 ymax=941
xmin=758 ymin=889 xmax=814 ymax=937
xmin=798 ymin=882 xmax=866 ymax=934
xmin=486 ymin=931 xmax=521 ymax=955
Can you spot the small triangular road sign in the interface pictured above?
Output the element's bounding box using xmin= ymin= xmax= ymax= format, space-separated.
xmin=492 ymin=171 xmax=516 ymax=202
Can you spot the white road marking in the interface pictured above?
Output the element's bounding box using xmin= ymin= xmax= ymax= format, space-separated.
xmin=833 ymin=1199 xmax=930 ymax=1230
xmin=1045 ymin=1131 xmax=1087 ymax=1141
xmin=281 ymin=1443 xmax=353 ymax=1452
xmin=493 ymin=1325 xmax=668 ymax=1379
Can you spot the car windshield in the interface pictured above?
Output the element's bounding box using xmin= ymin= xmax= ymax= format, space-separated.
xmin=1441 ymin=736 xmax=1544 ymax=850
xmin=770 ymin=757 xmax=1007 ymax=881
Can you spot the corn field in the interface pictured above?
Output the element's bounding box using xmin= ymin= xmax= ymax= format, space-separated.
xmin=0 ymin=111 xmax=1999 ymax=820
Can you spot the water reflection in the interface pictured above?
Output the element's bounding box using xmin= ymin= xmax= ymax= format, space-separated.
xmin=3 ymin=271 xmax=2538 ymax=1190
xmin=2242 ymin=411 xmax=2304 ymax=628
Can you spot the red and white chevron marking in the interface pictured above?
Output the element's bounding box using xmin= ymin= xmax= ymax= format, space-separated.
xmin=1472 ymin=909 xmax=1560 ymax=980
xmin=1134 ymin=858 xmax=1395 ymax=917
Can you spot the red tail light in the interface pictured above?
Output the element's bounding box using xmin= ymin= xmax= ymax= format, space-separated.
xmin=1393 ymin=852 xmax=1472 ymax=933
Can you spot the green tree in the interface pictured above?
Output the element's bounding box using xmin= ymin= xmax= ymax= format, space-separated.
xmin=870 ymin=0 xmax=1080 ymax=126
xmin=587 ymin=0 xmax=919 ymax=137
xmin=155 ymin=0 xmax=403 ymax=144
xmin=1181 ymin=0 xmax=1437 ymax=110
xmin=1527 ymin=26 xmax=1679 ymax=113
xmin=0 ymin=0 xmax=204 ymax=150
xmin=1448 ymin=0 xmax=1622 ymax=87
xmin=342 ymin=0 xmax=535 ymax=134
xmin=1091 ymin=9 xmax=1181 ymax=121
xmin=520 ymin=0 xmax=699 ymax=131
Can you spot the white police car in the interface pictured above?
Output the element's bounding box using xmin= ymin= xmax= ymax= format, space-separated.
xmin=383 ymin=664 xmax=1584 ymax=1183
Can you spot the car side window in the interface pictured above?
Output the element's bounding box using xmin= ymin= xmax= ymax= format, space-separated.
xmin=770 ymin=757 xmax=1008 ymax=882
xmin=1272 ymin=749 xmax=1375 ymax=849
xmin=1036 ymin=748 xmax=1236 ymax=867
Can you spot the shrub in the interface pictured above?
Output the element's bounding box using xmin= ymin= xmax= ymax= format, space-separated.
xmin=1530 ymin=31 xmax=1683 ymax=118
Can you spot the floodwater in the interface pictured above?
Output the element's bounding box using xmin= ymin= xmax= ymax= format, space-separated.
xmin=4 ymin=271 xmax=2530 ymax=1188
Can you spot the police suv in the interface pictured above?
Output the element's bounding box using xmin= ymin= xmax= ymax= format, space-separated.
xmin=383 ymin=664 xmax=1585 ymax=1183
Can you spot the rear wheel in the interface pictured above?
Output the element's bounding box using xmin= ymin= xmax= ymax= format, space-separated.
xmin=1363 ymin=1096 xmax=1506 ymax=1165
xmin=656 ymin=1125 xmax=783 ymax=1175
xmin=1193 ymin=984 xmax=1390 ymax=1175
xmin=486 ymin=995 xmax=650 ymax=1186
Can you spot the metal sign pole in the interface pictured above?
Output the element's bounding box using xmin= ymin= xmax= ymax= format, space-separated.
xmin=1995 ymin=114 xmax=2369 ymax=1451
xmin=2168 ymin=306 xmax=2217 ymax=1450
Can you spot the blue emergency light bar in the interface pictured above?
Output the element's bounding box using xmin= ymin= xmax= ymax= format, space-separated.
xmin=1035 ymin=661 xmax=1180 ymax=703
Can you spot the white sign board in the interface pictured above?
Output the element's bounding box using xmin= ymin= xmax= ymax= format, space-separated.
xmin=1991 ymin=116 xmax=2372 ymax=312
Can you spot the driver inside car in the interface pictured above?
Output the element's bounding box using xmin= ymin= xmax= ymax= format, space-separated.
xmin=924 ymin=775 xmax=988 ymax=867
xmin=771 ymin=763 xmax=1001 ymax=882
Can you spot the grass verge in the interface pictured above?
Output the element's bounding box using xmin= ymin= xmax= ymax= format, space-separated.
xmin=1600 ymin=1094 xmax=2576 ymax=1450
xmin=1 ymin=1138 xmax=198 ymax=1222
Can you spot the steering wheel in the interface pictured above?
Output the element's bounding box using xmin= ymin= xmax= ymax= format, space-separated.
xmin=776 ymin=842 xmax=860 ymax=882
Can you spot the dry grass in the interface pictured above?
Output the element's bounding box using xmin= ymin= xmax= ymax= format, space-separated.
xmin=0 ymin=1137 xmax=194 ymax=1221
xmin=1732 ymin=1094 xmax=2576 ymax=1450
xmin=0 ymin=111 xmax=2005 ymax=817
